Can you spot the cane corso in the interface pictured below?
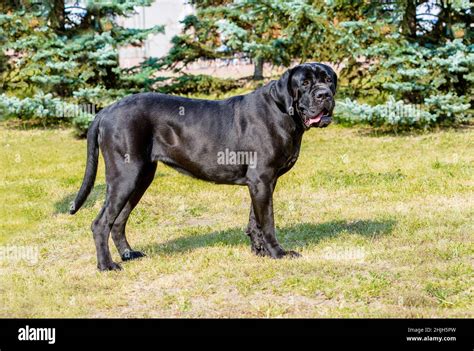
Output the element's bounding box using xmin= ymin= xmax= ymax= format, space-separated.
xmin=70 ymin=62 xmax=337 ymax=271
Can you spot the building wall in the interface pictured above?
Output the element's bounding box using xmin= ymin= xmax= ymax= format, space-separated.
xmin=118 ymin=0 xmax=194 ymax=67
xmin=117 ymin=0 xmax=281 ymax=79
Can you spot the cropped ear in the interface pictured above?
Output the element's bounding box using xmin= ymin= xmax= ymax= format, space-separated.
xmin=270 ymin=69 xmax=295 ymax=115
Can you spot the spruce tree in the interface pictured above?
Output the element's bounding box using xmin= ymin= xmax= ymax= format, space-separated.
xmin=0 ymin=0 xmax=164 ymax=134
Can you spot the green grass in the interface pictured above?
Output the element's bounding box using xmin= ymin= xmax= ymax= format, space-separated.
xmin=0 ymin=123 xmax=473 ymax=317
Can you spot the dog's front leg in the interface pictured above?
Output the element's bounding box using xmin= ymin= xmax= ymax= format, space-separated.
xmin=247 ymin=178 xmax=300 ymax=258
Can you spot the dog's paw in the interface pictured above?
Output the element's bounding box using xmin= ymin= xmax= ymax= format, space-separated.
xmin=121 ymin=250 xmax=146 ymax=261
xmin=281 ymin=250 xmax=301 ymax=259
xmin=269 ymin=248 xmax=301 ymax=259
xmin=98 ymin=261 xmax=123 ymax=271
xmin=251 ymin=244 xmax=268 ymax=257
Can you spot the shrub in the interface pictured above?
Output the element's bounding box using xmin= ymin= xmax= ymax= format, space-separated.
xmin=335 ymin=94 xmax=471 ymax=128
xmin=160 ymin=74 xmax=241 ymax=96
xmin=0 ymin=93 xmax=94 ymax=136
xmin=335 ymin=39 xmax=473 ymax=128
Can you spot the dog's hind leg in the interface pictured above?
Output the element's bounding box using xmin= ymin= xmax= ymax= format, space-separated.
xmin=91 ymin=162 xmax=147 ymax=271
xmin=111 ymin=162 xmax=157 ymax=262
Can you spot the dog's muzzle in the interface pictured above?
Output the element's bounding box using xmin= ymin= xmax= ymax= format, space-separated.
xmin=303 ymin=110 xmax=332 ymax=128
xmin=301 ymin=88 xmax=334 ymax=129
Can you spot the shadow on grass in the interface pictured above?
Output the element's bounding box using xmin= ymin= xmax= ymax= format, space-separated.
xmin=142 ymin=219 xmax=396 ymax=256
xmin=54 ymin=184 xmax=106 ymax=214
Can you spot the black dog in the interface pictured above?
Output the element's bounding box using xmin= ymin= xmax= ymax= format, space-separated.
xmin=70 ymin=62 xmax=337 ymax=271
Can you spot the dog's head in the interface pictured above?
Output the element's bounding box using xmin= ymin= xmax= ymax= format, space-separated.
xmin=271 ymin=63 xmax=337 ymax=129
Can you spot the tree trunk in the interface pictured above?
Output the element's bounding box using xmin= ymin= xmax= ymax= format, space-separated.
xmin=402 ymin=0 xmax=417 ymax=40
xmin=444 ymin=1 xmax=454 ymax=39
xmin=49 ymin=0 xmax=65 ymax=33
xmin=253 ymin=57 xmax=264 ymax=80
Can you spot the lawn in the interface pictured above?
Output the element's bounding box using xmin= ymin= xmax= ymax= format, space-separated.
xmin=0 ymin=122 xmax=472 ymax=317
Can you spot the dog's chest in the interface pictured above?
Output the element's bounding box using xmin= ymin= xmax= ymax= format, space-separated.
xmin=275 ymin=143 xmax=301 ymax=176
xmin=272 ymin=128 xmax=303 ymax=172
xmin=284 ymin=149 xmax=300 ymax=168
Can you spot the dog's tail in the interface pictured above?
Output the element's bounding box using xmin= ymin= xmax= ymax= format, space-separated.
xmin=69 ymin=114 xmax=101 ymax=215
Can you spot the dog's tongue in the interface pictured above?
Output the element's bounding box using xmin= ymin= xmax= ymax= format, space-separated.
xmin=305 ymin=112 xmax=324 ymax=126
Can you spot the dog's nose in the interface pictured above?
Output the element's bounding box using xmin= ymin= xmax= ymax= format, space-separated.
xmin=315 ymin=90 xmax=331 ymax=99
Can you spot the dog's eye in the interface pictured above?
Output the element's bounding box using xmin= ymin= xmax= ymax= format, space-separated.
xmin=325 ymin=77 xmax=332 ymax=84
xmin=302 ymin=80 xmax=310 ymax=87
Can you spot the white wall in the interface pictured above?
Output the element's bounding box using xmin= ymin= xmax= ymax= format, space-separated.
xmin=118 ymin=0 xmax=194 ymax=67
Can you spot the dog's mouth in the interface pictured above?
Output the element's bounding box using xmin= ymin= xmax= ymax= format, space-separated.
xmin=303 ymin=108 xmax=332 ymax=129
